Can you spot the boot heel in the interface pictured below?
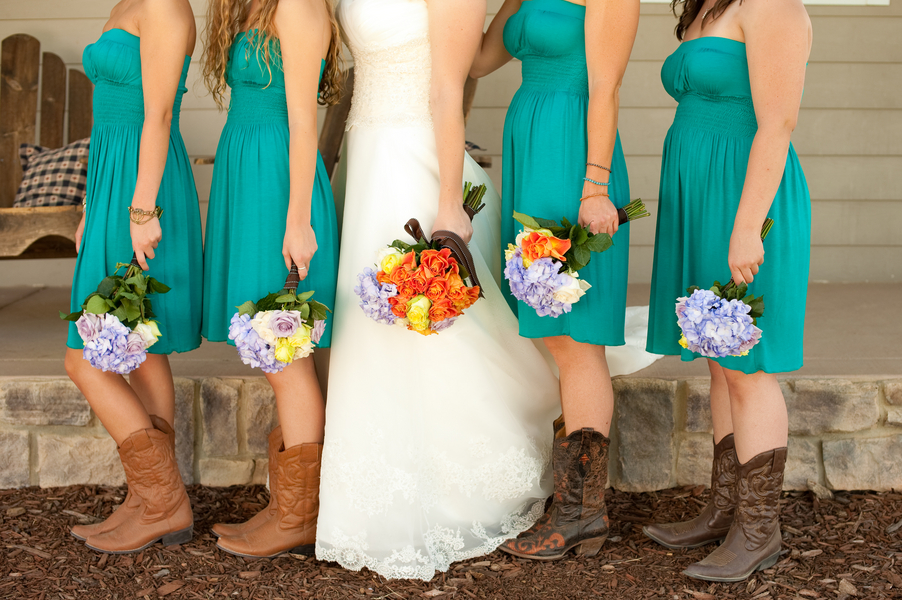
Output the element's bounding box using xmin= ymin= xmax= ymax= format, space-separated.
xmin=288 ymin=543 xmax=315 ymax=557
xmin=162 ymin=526 xmax=193 ymax=546
xmin=576 ymin=536 xmax=607 ymax=557
xmin=755 ymin=551 xmax=780 ymax=572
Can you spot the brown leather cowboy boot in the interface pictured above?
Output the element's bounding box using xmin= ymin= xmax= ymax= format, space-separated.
xmin=500 ymin=428 xmax=610 ymax=560
xmin=71 ymin=415 xmax=174 ymax=541
xmin=216 ymin=442 xmax=322 ymax=558
xmin=85 ymin=424 xmax=193 ymax=554
xmin=212 ymin=426 xmax=283 ymax=538
xmin=683 ymin=446 xmax=787 ymax=582
xmin=644 ymin=434 xmax=738 ymax=549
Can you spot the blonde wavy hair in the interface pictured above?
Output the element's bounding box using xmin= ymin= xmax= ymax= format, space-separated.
xmin=202 ymin=0 xmax=343 ymax=108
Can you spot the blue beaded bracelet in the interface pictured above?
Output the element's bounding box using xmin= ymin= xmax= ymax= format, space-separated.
xmin=583 ymin=177 xmax=610 ymax=186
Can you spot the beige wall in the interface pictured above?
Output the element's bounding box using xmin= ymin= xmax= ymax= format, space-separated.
xmin=1 ymin=0 xmax=899 ymax=285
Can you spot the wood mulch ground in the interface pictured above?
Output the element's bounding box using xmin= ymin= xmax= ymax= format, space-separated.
xmin=1 ymin=485 xmax=900 ymax=600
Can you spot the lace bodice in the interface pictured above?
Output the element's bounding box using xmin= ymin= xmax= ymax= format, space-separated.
xmin=339 ymin=0 xmax=433 ymax=129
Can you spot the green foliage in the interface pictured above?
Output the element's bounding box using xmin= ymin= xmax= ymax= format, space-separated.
xmin=59 ymin=260 xmax=169 ymax=330
xmin=236 ymin=285 xmax=332 ymax=332
xmin=512 ymin=211 xmax=615 ymax=273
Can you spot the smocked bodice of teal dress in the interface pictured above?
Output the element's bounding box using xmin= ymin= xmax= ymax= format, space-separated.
xmin=501 ymin=0 xmax=631 ymax=345
xmin=646 ymin=38 xmax=811 ymax=374
xmin=202 ymin=33 xmax=339 ymax=347
xmin=68 ymin=29 xmax=203 ymax=354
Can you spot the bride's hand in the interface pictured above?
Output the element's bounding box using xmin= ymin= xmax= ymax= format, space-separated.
xmin=283 ymin=217 xmax=317 ymax=281
xmin=432 ymin=202 xmax=473 ymax=243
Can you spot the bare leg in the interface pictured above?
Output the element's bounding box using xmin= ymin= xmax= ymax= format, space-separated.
xmin=265 ymin=356 xmax=325 ymax=448
xmin=707 ymin=360 xmax=734 ymax=444
xmin=128 ymin=354 xmax=176 ymax=426
xmin=543 ymin=336 xmax=613 ymax=436
xmin=721 ymin=368 xmax=788 ymax=463
xmin=64 ymin=348 xmax=152 ymax=445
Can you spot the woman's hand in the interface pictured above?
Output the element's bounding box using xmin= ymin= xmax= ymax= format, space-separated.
xmin=283 ymin=218 xmax=317 ymax=281
xmin=130 ymin=216 xmax=162 ymax=270
xmin=728 ymin=227 xmax=764 ymax=284
xmin=75 ymin=212 xmax=86 ymax=254
xmin=432 ymin=201 xmax=473 ymax=243
xmin=578 ymin=195 xmax=619 ymax=236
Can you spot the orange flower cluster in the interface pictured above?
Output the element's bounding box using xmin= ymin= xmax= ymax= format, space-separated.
xmin=376 ymin=248 xmax=480 ymax=335
xmin=520 ymin=231 xmax=571 ymax=265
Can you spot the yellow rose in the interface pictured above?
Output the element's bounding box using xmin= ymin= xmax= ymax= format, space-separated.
xmin=504 ymin=243 xmax=518 ymax=262
xmin=133 ymin=320 xmax=162 ymax=349
xmin=678 ymin=335 xmax=689 ymax=349
xmin=288 ymin=324 xmax=312 ymax=348
xmin=376 ymin=247 xmax=404 ymax=275
xmin=274 ymin=338 xmax=295 ymax=364
xmin=406 ymin=295 xmax=431 ymax=329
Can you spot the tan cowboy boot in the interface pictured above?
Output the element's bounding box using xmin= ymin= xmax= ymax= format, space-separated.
xmin=85 ymin=424 xmax=193 ymax=554
xmin=500 ymin=428 xmax=610 ymax=560
xmin=71 ymin=415 xmax=174 ymax=541
xmin=216 ymin=442 xmax=322 ymax=558
xmin=212 ymin=426 xmax=283 ymax=538
xmin=644 ymin=434 xmax=738 ymax=549
xmin=683 ymin=447 xmax=787 ymax=582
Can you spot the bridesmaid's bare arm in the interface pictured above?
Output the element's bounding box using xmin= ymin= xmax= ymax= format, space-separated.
xmin=427 ymin=0 xmax=487 ymax=242
xmin=728 ymin=0 xmax=811 ymax=284
xmin=469 ymin=0 xmax=521 ymax=79
xmin=577 ymin=0 xmax=639 ymax=237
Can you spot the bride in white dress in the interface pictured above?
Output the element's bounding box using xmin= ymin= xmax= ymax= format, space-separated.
xmin=314 ymin=0 xmax=562 ymax=581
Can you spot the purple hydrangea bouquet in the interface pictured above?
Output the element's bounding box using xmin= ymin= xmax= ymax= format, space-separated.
xmin=228 ymin=264 xmax=330 ymax=373
xmin=505 ymin=199 xmax=650 ymax=317
xmin=676 ymin=218 xmax=774 ymax=358
xmin=60 ymin=254 xmax=169 ymax=374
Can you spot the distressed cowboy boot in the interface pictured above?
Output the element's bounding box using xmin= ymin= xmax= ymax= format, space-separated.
xmin=500 ymin=428 xmax=610 ymax=560
xmin=85 ymin=423 xmax=194 ymax=553
xmin=644 ymin=434 xmax=738 ymax=549
xmin=212 ymin=426 xmax=283 ymax=538
xmin=71 ymin=415 xmax=175 ymax=542
xmin=683 ymin=447 xmax=787 ymax=582
xmin=216 ymin=442 xmax=323 ymax=558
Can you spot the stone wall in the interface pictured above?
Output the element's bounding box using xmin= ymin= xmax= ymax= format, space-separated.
xmin=1 ymin=376 xmax=900 ymax=492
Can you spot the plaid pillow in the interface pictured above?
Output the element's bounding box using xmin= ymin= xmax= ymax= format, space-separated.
xmin=13 ymin=138 xmax=90 ymax=208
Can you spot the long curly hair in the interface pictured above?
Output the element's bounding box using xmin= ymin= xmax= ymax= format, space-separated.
xmin=671 ymin=0 xmax=744 ymax=41
xmin=202 ymin=0 xmax=343 ymax=108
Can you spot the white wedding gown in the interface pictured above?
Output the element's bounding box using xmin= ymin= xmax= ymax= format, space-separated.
xmin=315 ymin=0 xmax=561 ymax=581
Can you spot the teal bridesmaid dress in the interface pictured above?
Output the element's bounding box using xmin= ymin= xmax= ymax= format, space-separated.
xmin=68 ymin=29 xmax=203 ymax=354
xmin=646 ymin=37 xmax=811 ymax=374
xmin=501 ymin=0 xmax=631 ymax=345
xmin=202 ymin=33 xmax=339 ymax=346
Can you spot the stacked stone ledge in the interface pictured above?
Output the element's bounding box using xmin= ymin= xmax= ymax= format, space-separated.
xmin=0 ymin=376 xmax=899 ymax=492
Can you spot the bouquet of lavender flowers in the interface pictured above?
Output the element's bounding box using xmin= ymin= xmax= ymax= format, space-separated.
xmin=505 ymin=199 xmax=650 ymax=317
xmin=228 ymin=264 xmax=330 ymax=373
xmin=60 ymin=254 xmax=169 ymax=374
xmin=676 ymin=219 xmax=774 ymax=358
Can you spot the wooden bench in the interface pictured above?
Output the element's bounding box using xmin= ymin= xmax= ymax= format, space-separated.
xmin=0 ymin=33 xmax=93 ymax=260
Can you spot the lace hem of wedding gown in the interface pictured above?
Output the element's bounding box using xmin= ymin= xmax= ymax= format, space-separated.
xmin=315 ymin=500 xmax=545 ymax=580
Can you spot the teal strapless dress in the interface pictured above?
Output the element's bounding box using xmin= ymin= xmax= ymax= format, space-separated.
xmin=501 ymin=0 xmax=630 ymax=345
xmin=646 ymin=37 xmax=811 ymax=374
xmin=202 ymin=34 xmax=339 ymax=347
xmin=68 ymin=29 xmax=203 ymax=354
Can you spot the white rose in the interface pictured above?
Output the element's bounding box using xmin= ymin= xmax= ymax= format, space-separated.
xmin=292 ymin=340 xmax=316 ymax=360
xmin=133 ymin=320 xmax=162 ymax=349
xmin=394 ymin=317 xmax=410 ymax=328
xmin=250 ymin=311 xmax=277 ymax=345
xmin=515 ymin=229 xmax=532 ymax=245
xmin=553 ymin=273 xmax=589 ymax=305
xmin=376 ymin=246 xmax=402 ymax=263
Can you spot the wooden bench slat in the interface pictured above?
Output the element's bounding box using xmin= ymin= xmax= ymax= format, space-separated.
xmin=0 ymin=34 xmax=40 ymax=209
xmin=0 ymin=205 xmax=81 ymax=258
xmin=67 ymin=69 xmax=93 ymax=143
xmin=39 ymin=52 xmax=66 ymax=149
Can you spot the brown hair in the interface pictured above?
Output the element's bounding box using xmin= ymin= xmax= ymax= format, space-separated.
xmin=670 ymin=0 xmax=744 ymax=41
xmin=202 ymin=0 xmax=343 ymax=108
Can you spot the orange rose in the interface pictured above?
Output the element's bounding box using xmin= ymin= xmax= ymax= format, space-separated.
xmin=522 ymin=232 xmax=571 ymax=263
xmin=389 ymin=295 xmax=411 ymax=318
xmin=420 ymin=248 xmax=454 ymax=277
xmin=376 ymin=270 xmax=391 ymax=285
xmin=389 ymin=264 xmax=411 ymax=286
xmin=400 ymin=251 xmax=418 ymax=271
xmin=424 ymin=277 xmax=449 ymax=302
xmin=467 ymin=285 xmax=481 ymax=305
xmin=398 ymin=281 xmax=417 ymax=298
xmin=428 ymin=297 xmax=461 ymax=323
xmin=409 ymin=270 xmax=429 ymax=294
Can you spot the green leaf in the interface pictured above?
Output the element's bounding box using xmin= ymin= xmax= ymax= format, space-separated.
xmin=300 ymin=304 xmax=310 ymax=320
xmin=275 ymin=294 xmax=297 ymax=304
xmin=686 ymin=285 xmax=701 ymax=295
xmin=59 ymin=310 xmax=83 ymax=322
xmin=534 ymin=217 xmax=561 ymax=230
xmin=146 ymin=278 xmax=171 ymax=295
xmin=119 ymin=298 xmax=141 ymax=322
xmin=561 ymin=217 xmax=572 ymax=228
xmin=97 ymin=276 xmax=118 ymax=297
xmin=513 ymin=211 xmax=541 ymax=230
xmin=309 ymin=302 xmax=329 ymax=321
xmin=296 ymin=290 xmax=315 ymax=303
xmin=573 ymin=245 xmax=591 ymax=267
xmin=236 ymin=300 xmax=258 ymax=317
xmin=85 ymin=295 xmax=111 ymax=314
xmin=584 ymin=233 xmax=613 ymax=253
xmin=573 ymin=227 xmax=589 ymax=247
xmin=111 ymin=305 xmax=128 ymax=322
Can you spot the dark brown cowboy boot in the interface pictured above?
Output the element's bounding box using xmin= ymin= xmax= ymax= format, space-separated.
xmin=212 ymin=426 xmax=283 ymax=538
xmin=683 ymin=447 xmax=787 ymax=582
xmin=71 ymin=415 xmax=173 ymax=542
xmin=85 ymin=423 xmax=193 ymax=554
xmin=644 ymin=434 xmax=738 ymax=549
xmin=500 ymin=428 xmax=610 ymax=560
xmin=216 ymin=442 xmax=322 ymax=558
